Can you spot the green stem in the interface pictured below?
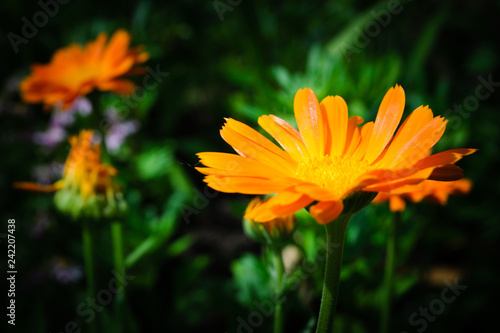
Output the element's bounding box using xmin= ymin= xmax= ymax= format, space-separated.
xmin=380 ymin=211 xmax=399 ymax=333
xmin=111 ymin=221 xmax=125 ymax=332
xmin=272 ymin=248 xmax=285 ymax=333
xmin=315 ymin=214 xmax=352 ymax=333
xmin=82 ymin=220 xmax=97 ymax=333
xmin=125 ymin=236 xmax=156 ymax=268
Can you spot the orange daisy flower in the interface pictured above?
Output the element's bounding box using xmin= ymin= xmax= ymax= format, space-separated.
xmin=15 ymin=130 xmax=123 ymax=218
xmin=20 ymin=30 xmax=149 ymax=110
xmin=196 ymin=85 xmax=475 ymax=224
xmin=245 ymin=197 xmax=295 ymax=239
xmin=373 ymin=179 xmax=472 ymax=212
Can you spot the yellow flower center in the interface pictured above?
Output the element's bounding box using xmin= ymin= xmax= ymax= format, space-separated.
xmin=61 ymin=131 xmax=117 ymax=202
xmin=295 ymin=155 xmax=373 ymax=196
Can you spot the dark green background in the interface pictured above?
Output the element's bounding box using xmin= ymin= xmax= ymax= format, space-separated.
xmin=1 ymin=0 xmax=499 ymax=332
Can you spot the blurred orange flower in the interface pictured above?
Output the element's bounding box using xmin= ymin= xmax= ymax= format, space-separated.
xmin=15 ymin=130 xmax=117 ymax=202
xmin=20 ymin=30 xmax=149 ymax=110
xmin=373 ymin=179 xmax=473 ymax=212
xmin=245 ymin=197 xmax=295 ymax=238
xmin=196 ymin=85 xmax=475 ymax=224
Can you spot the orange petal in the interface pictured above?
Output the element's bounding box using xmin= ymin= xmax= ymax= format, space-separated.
xmin=97 ymin=79 xmax=136 ymax=95
xmin=14 ymin=181 xmax=63 ymax=192
xmin=413 ymin=149 xmax=477 ymax=170
xmin=343 ymin=173 xmax=380 ymax=197
xmin=320 ymin=95 xmax=348 ymax=156
xmin=453 ymin=178 xmax=473 ymax=193
xmin=294 ymin=88 xmax=325 ymax=156
xmin=343 ymin=116 xmax=364 ymax=157
xmin=389 ymin=196 xmax=406 ymax=212
xmin=258 ymin=115 xmax=309 ymax=163
xmin=244 ymin=192 xmax=313 ymax=222
xmin=372 ymin=192 xmax=390 ymax=204
xmin=196 ymin=152 xmax=285 ymax=179
xmin=203 ymin=175 xmax=295 ymax=194
xmin=379 ymin=106 xmax=433 ymax=163
xmin=428 ymin=165 xmax=464 ymax=181
xmin=379 ymin=110 xmax=447 ymax=169
xmin=85 ymin=32 xmax=107 ymax=62
xmin=364 ymin=85 xmax=405 ymax=164
xmin=352 ymin=121 xmax=374 ymax=160
xmin=364 ymin=168 xmax=433 ymax=192
xmin=292 ymin=182 xmax=337 ymax=201
xmin=309 ymin=200 xmax=344 ymax=224
xmin=102 ymin=30 xmax=130 ymax=66
xmin=220 ymin=118 xmax=296 ymax=175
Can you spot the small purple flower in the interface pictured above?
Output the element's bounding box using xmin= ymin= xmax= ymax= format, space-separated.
xmin=33 ymin=162 xmax=64 ymax=184
xmin=103 ymin=107 xmax=140 ymax=153
xmin=50 ymin=258 xmax=82 ymax=284
xmin=33 ymin=97 xmax=92 ymax=148
xmin=29 ymin=212 xmax=51 ymax=238
xmin=33 ymin=125 xmax=67 ymax=148
xmin=52 ymin=97 xmax=92 ymax=127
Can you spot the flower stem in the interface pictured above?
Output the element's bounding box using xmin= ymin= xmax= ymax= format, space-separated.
xmin=379 ymin=211 xmax=399 ymax=333
xmin=82 ymin=220 xmax=97 ymax=333
xmin=111 ymin=221 xmax=125 ymax=332
xmin=272 ymin=248 xmax=285 ymax=333
xmin=315 ymin=214 xmax=352 ymax=333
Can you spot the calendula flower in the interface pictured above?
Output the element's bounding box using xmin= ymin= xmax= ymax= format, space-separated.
xmin=373 ymin=179 xmax=472 ymax=212
xmin=196 ymin=85 xmax=475 ymax=224
xmin=243 ymin=197 xmax=295 ymax=246
xmin=15 ymin=130 xmax=126 ymax=219
xmin=20 ymin=30 xmax=149 ymax=110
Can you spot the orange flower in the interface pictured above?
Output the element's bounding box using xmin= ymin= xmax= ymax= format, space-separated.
xmin=196 ymin=85 xmax=476 ymax=224
xmin=245 ymin=197 xmax=295 ymax=239
xmin=373 ymin=179 xmax=473 ymax=212
xmin=20 ymin=30 xmax=149 ymax=110
xmin=16 ymin=130 xmax=117 ymax=200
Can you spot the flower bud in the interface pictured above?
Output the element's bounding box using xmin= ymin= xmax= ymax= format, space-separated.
xmin=243 ymin=197 xmax=296 ymax=248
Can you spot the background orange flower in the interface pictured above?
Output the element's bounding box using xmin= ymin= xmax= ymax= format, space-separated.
xmin=15 ymin=130 xmax=118 ymax=200
xmin=373 ymin=179 xmax=473 ymax=212
xmin=20 ymin=30 xmax=149 ymax=110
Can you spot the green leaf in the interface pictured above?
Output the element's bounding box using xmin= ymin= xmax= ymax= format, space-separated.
xmin=231 ymin=253 xmax=272 ymax=307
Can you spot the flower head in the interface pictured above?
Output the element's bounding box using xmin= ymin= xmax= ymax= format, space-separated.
xmin=21 ymin=30 xmax=149 ymax=110
xmin=373 ymin=179 xmax=472 ymax=212
xmin=243 ymin=197 xmax=295 ymax=246
xmin=15 ymin=130 xmax=126 ymax=220
xmin=197 ymin=86 xmax=475 ymax=224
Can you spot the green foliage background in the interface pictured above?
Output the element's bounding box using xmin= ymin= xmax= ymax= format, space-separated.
xmin=1 ymin=0 xmax=499 ymax=332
